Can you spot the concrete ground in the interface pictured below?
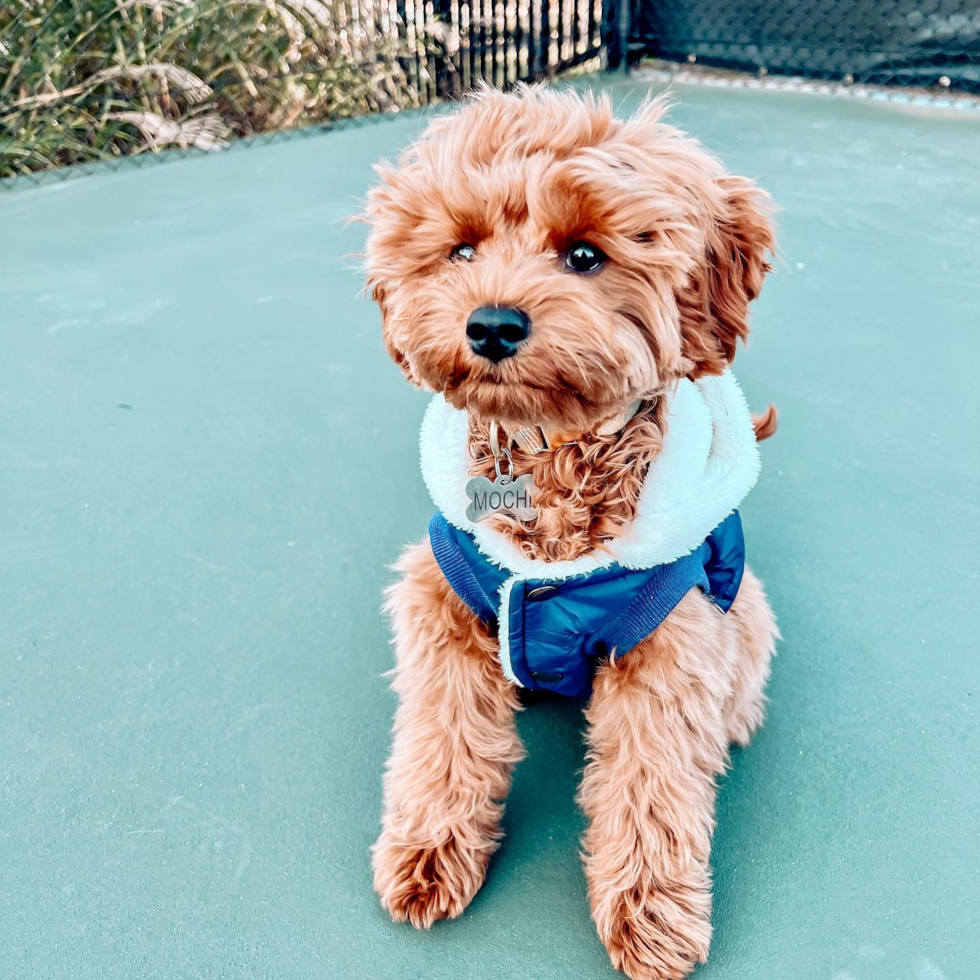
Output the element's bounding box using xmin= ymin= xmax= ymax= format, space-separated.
xmin=1 ymin=77 xmax=978 ymax=980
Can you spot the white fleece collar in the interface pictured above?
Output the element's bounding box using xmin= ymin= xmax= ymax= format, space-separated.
xmin=419 ymin=370 xmax=760 ymax=581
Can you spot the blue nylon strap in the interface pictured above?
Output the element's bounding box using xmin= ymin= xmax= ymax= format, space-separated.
xmin=592 ymin=543 xmax=711 ymax=658
xmin=428 ymin=512 xmax=499 ymax=624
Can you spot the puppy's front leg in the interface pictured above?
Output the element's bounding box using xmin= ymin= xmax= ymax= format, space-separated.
xmin=580 ymin=592 xmax=735 ymax=980
xmin=373 ymin=540 xmax=524 ymax=928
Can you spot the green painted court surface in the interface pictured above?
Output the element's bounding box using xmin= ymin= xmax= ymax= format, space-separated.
xmin=2 ymin=78 xmax=978 ymax=980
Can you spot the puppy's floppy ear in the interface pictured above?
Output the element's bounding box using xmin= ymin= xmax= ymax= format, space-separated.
xmin=679 ymin=175 xmax=775 ymax=376
xmin=369 ymin=277 xmax=421 ymax=386
xmin=364 ymin=167 xmax=425 ymax=387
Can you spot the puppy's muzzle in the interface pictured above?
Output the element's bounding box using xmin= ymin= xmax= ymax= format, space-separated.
xmin=466 ymin=306 xmax=531 ymax=363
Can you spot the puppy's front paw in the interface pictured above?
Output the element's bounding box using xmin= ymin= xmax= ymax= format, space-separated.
xmin=372 ymin=828 xmax=493 ymax=928
xmin=594 ymin=874 xmax=712 ymax=980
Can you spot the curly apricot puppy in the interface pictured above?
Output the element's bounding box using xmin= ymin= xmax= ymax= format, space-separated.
xmin=364 ymin=85 xmax=779 ymax=980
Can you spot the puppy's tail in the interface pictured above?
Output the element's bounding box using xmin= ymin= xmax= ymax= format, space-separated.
xmin=752 ymin=403 xmax=778 ymax=441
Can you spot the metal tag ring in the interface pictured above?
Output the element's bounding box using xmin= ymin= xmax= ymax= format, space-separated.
xmin=493 ymin=446 xmax=514 ymax=483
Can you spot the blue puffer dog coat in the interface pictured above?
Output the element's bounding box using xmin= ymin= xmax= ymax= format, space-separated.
xmin=418 ymin=371 xmax=762 ymax=699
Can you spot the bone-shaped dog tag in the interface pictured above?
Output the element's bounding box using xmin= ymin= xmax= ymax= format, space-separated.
xmin=465 ymin=473 xmax=537 ymax=523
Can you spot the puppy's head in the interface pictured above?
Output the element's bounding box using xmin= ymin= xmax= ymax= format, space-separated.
xmin=365 ymin=85 xmax=774 ymax=431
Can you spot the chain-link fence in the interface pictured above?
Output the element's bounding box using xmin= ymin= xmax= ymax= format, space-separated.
xmin=2 ymin=0 xmax=978 ymax=185
xmin=626 ymin=0 xmax=980 ymax=98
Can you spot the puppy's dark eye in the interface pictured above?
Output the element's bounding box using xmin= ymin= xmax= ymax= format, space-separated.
xmin=451 ymin=244 xmax=476 ymax=262
xmin=566 ymin=242 xmax=606 ymax=273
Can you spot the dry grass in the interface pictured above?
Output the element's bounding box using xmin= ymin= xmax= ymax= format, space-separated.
xmin=0 ymin=0 xmax=444 ymax=178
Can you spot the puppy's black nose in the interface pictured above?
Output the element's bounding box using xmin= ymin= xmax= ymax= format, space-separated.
xmin=466 ymin=306 xmax=531 ymax=363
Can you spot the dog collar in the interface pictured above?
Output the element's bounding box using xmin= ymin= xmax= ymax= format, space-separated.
xmin=501 ymin=400 xmax=643 ymax=454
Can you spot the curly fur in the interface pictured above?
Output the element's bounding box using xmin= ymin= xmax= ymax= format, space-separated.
xmin=364 ymin=85 xmax=779 ymax=980
xmin=466 ymin=398 xmax=669 ymax=561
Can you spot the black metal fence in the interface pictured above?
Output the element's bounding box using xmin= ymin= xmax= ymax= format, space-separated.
xmin=1 ymin=0 xmax=977 ymax=185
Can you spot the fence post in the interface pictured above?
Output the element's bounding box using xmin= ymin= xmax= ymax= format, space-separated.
xmin=604 ymin=0 xmax=630 ymax=72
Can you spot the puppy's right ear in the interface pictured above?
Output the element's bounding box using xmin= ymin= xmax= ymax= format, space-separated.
xmin=369 ymin=276 xmax=421 ymax=386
